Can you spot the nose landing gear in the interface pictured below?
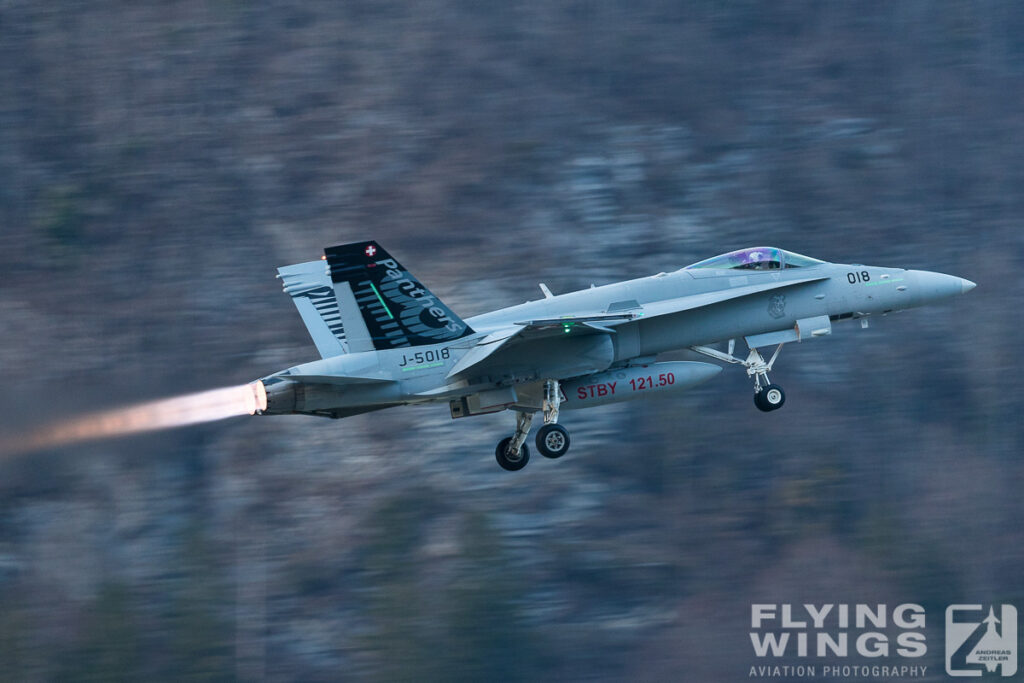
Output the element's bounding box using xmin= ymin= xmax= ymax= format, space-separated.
xmin=692 ymin=341 xmax=788 ymax=412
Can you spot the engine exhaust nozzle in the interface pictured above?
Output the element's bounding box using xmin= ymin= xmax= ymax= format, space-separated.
xmin=258 ymin=379 xmax=299 ymax=415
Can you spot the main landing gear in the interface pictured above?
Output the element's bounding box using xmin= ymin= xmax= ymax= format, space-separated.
xmin=495 ymin=412 xmax=532 ymax=471
xmin=692 ymin=341 xmax=787 ymax=413
xmin=495 ymin=379 xmax=571 ymax=471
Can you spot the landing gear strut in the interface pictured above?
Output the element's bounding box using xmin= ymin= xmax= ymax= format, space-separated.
xmin=692 ymin=341 xmax=787 ymax=412
xmin=536 ymin=379 xmax=570 ymax=459
xmin=494 ymin=380 xmax=572 ymax=470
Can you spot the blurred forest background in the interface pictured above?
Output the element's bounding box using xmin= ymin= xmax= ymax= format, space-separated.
xmin=1 ymin=1 xmax=1022 ymax=680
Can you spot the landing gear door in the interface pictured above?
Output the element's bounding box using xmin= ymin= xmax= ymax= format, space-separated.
xmin=795 ymin=315 xmax=831 ymax=340
xmin=745 ymin=315 xmax=832 ymax=349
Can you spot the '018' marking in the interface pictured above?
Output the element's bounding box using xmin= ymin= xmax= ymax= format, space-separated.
xmin=847 ymin=271 xmax=871 ymax=284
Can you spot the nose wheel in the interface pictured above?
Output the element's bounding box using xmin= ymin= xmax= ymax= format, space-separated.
xmin=754 ymin=384 xmax=786 ymax=412
xmin=691 ymin=341 xmax=788 ymax=413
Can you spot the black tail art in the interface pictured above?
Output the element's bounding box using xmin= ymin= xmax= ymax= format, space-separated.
xmin=324 ymin=241 xmax=475 ymax=350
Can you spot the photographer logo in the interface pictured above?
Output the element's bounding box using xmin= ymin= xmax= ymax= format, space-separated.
xmin=946 ymin=605 xmax=1017 ymax=677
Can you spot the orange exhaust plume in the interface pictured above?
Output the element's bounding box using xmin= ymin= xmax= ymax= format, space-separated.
xmin=0 ymin=382 xmax=266 ymax=457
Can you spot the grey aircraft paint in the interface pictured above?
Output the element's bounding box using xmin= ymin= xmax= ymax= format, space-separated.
xmin=257 ymin=243 xmax=975 ymax=470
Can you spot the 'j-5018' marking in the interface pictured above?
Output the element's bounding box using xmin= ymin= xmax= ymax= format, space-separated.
xmin=398 ymin=347 xmax=451 ymax=368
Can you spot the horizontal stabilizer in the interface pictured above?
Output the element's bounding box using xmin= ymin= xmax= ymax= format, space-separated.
xmin=279 ymin=374 xmax=395 ymax=386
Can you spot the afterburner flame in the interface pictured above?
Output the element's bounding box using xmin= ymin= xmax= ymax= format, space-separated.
xmin=0 ymin=382 xmax=266 ymax=457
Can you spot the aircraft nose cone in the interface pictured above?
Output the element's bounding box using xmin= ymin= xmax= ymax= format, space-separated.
xmin=908 ymin=270 xmax=974 ymax=305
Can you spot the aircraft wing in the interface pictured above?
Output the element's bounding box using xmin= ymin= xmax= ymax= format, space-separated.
xmin=447 ymin=276 xmax=827 ymax=380
xmin=446 ymin=313 xmax=637 ymax=379
xmin=512 ymin=312 xmax=637 ymax=333
xmin=446 ymin=328 xmax=525 ymax=379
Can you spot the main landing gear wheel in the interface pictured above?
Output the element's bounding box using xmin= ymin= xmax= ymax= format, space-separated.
xmin=495 ymin=437 xmax=530 ymax=471
xmin=535 ymin=423 xmax=570 ymax=459
xmin=492 ymin=381 xmax=567 ymax=470
xmin=754 ymin=384 xmax=786 ymax=412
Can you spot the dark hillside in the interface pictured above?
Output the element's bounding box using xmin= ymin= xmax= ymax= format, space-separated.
xmin=0 ymin=2 xmax=1021 ymax=679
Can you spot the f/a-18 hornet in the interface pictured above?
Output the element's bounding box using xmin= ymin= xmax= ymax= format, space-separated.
xmin=251 ymin=242 xmax=975 ymax=470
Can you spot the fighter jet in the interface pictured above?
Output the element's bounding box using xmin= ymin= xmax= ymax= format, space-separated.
xmin=254 ymin=242 xmax=975 ymax=470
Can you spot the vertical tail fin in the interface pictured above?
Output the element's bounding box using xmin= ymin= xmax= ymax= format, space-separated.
xmin=324 ymin=241 xmax=474 ymax=350
xmin=277 ymin=260 xmax=348 ymax=358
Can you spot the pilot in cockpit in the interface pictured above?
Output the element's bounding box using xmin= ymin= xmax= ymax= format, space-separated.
xmin=684 ymin=247 xmax=822 ymax=271
xmin=732 ymin=249 xmax=782 ymax=270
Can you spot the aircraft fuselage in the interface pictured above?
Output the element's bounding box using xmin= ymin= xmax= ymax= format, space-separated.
xmin=256 ymin=243 xmax=974 ymax=469
xmin=261 ymin=261 xmax=970 ymax=417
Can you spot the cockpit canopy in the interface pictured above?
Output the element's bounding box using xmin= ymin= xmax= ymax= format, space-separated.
xmin=684 ymin=247 xmax=825 ymax=271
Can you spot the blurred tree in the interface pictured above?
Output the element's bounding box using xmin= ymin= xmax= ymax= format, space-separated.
xmin=358 ymin=493 xmax=538 ymax=681
xmin=358 ymin=490 xmax=445 ymax=682
xmin=857 ymin=505 xmax=964 ymax=614
xmin=57 ymin=583 xmax=143 ymax=682
xmin=160 ymin=528 xmax=234 ymax=682
xmin=0 ymin=596 xmax=30 ymax=680
xmin=444 ymin=511 xmax=538 ymax=682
